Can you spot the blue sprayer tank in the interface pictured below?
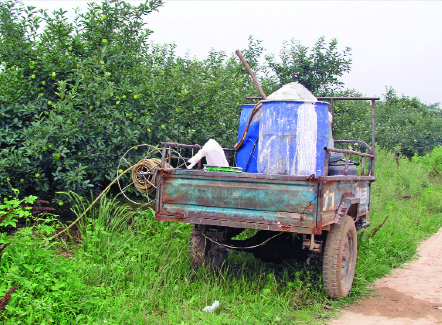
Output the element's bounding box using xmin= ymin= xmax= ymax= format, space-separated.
xmin=257 ymin=100 xmax=330 ymax=176
xmin=236 ymin=104 xmax=259 ymax=173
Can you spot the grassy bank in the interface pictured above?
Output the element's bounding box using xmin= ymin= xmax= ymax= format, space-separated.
xmin=2 ymin=148 xmax=442 ymax=324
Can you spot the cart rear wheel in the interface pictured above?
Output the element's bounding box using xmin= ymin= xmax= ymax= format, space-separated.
xmin=323 ymin=215 xmax=357 ymax=298
xmin=189 ymin=225 xmax=227 ymax=271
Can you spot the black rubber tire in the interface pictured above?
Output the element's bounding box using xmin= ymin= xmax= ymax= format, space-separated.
xmin=188 ymin=225 xmax=227 ymax=271
xmin=323 ymin=215 xmax=358 ymax=298
xmin=189 ymin=225 xmax=208 ymax=270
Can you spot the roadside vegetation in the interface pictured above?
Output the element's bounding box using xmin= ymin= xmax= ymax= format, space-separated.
xmin=2 ymin=0 xmax=442 ymax=323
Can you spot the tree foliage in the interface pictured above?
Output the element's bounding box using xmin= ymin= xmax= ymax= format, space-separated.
xmin=265 ymin=36 xmax=352 ymax=96
xmin=0 ymin=0 xmax=163 ymax=199
xmin=376 ymin=88 xmax=442 ymax=157
xmin=331 ymin=87 xmax=442 ymax=158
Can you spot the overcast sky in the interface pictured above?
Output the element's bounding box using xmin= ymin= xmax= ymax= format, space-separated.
xmin=22 ymin=0 xmax=442 ymax=105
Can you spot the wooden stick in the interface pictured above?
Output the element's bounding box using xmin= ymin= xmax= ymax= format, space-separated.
xmin=235 ymin=50 xmax=267 ymax=100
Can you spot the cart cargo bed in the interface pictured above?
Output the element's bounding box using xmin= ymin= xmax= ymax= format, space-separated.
xmin=155 ymin=169 xmax=374 ymax=234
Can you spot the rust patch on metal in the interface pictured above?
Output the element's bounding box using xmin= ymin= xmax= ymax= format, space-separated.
xmin=285 ymin=204 xmax=315 ymax=214
xmin=335 ymin=193 xmax=359 ymax=224
xmin=157 ymin=213 xmax=318 ymax=234
xmin=173 ymin=212 xmax=185 ymax=219
xmin=276 ymin=212 xmax=306 ymax=220
xmin=302 ymin=234 xmax=322 ymax=251
xmin=305 ymin=174 xmax=317 ymax=181
xmin=322 ymin=225 xmax=331 ymax=232
xmin=160 ymin=169 xmax=173 ymax=176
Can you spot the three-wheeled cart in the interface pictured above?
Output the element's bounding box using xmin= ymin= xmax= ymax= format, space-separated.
xmin=120 ymin=97 xmax=378 ymax=298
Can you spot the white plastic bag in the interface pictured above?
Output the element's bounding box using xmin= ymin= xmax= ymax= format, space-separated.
xmin=202 ymin=300 xmax=220 ymax=312
xmin=187 ymin=139 xmax=229 ymax=169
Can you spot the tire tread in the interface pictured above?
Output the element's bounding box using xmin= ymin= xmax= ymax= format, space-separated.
xmin=323 ymin=216 xmax=357 ymax=298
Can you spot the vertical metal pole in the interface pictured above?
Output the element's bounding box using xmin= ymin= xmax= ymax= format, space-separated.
xmin=197 ymin=145 xmax=202 ymax=169
xmin=361 ymin=157 xmax=365 ymax=176
xmin=161 ymin=146 xmax=167 ymax=168
xmin=371 ymin=99 xmax=376 ymax=174
xmin=323 ymin=150 xmax=330 ymax=177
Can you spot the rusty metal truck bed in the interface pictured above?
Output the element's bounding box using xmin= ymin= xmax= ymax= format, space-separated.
xmin=155 ymin=168 xmax=375 ymax=234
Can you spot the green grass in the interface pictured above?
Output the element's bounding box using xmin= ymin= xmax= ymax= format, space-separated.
xmin=2 ymin=148 xmax=442 ymax=324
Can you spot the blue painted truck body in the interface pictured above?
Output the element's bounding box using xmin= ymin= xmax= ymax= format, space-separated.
xmin=155 ymin=169 xmax=375 ymax=235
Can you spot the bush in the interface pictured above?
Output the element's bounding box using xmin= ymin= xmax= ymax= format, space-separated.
xmin=411 ymin=145 xmax=442 ymax=176
xmin=0 ymin=187 xmax=101 ymax=323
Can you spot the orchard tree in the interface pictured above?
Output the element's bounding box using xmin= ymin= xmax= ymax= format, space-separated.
xmin=265 ymin=36 xmax=352 ymax=96
xmin=375 ymin=87 xmax=442 ymax=157
xmin=331 ymin=87 xmax=442 ymax=158
xmin=0 ymin=0 xmax=164 ymax=200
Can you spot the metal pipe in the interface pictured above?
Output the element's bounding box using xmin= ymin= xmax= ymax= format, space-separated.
xmin=334 ymin=140 xmax=372 ymax=154
xmin=159 ymin=142 xmax=235 ymax=153
xmin=323 ymin=151 xmax=330 ymax=177
xmin=317 ymin=97 xmax=380 ymax=101
xmin=371 ymin=99 xmax=376 ymax=174
xmin=325 ymin=147 xmax=374 ymax=158
xmin=361 ymin=157 xmax=366 ymax=176
xmin=161 ymin=146 xmax=167 ymax=168
xmin=345 ymin=153 xmax=350 ymax=176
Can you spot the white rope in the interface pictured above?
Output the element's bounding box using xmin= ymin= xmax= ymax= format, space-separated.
xmin=197 ymin=227 xmax=282 ymax=250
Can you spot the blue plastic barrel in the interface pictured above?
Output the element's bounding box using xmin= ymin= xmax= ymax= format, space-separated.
xmin=257 ymin=100 xmax=330 ymax=176
xmin=236 ymin=104 xmax=259 ymax=173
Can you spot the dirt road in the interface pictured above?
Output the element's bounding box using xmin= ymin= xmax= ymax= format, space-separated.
xmin=328 ymin=228 xmax=442 ymax=325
